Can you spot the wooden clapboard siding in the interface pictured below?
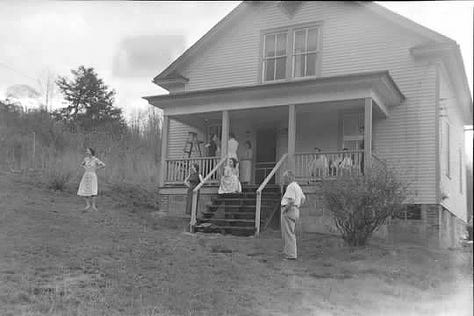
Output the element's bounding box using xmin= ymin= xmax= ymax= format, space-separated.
xmin=166 ymin=1 xmax=445 ymax=204
xmin=167 ymin=119 xmax=206 ymax=159
xmin=373 ymin=65 xmax=438 ymax=205
xmin=439 ymin=67 xmax=468 ymax=221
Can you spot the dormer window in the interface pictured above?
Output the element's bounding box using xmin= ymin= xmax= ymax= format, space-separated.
xmin=263 ymin=32 xmax=288 ymax=81
xmin=261 ymin=23 xmax=321 ymax=83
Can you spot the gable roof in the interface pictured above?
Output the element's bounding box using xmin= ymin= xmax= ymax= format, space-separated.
xmin=152 ymin=1 xmax=456 ymax=87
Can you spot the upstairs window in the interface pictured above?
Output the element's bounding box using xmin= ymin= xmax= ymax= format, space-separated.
xmin=293 ymin=27 xmax=320 ymax=78
xmin=263 ymin=32 xmax=288 ymax=82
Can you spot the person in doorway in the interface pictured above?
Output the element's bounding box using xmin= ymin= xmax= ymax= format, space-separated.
xmin=240 ymin=141 xmax=253 ymax=184
xmin=280 ymin=170 xmax=305 ymax=260
xmin=227 ymin=133 xmax=239 ymax=160
xmin=218 ymin=158 xmax=242 ymax=194
xmin=184 ymin=163 xmax=204 ymax=215
xmin=77 ymin=147 xmax=106 ymax=211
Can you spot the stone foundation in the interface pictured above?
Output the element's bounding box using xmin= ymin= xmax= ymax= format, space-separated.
xmin=158 ymin=184 xmax=467 ymax=248
xmin=158 ymin=186 xmax=217 ymax=218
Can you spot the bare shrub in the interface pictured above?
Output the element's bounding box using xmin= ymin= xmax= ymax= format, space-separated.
xmin=320 ymin=165 xmax=409 ymax=246
xmin=46 ymin=168 xmax=72 ymax=192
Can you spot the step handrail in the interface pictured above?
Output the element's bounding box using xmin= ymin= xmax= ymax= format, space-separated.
xmin=190 ymin=155 xmax=228 ymax=231
xmin=255 ymin=153 xmax=288 ymax=236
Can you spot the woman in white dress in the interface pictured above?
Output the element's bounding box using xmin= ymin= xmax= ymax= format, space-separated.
xmin=240 ymin=141 xmax=253 ymax=184
xmin=77 ymin=148 xmax=106 ymax=211
xmin=218 ymin=158 xmax=242 ymax=194
xmin=227 ymin=133 xmax=239 ymax=160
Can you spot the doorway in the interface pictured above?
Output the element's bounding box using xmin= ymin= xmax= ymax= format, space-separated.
xmin=255 ymin=128 xmax=277 ymax=184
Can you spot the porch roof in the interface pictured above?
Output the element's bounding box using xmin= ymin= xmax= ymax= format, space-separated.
xmin=144 ymin=71 xmax=405 ymax=117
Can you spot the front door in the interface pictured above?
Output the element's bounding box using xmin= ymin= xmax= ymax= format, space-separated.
xmin=255 ymin=129 xmax=277 ymax=184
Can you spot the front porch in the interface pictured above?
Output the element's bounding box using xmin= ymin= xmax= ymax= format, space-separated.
xmin=160 ymin=100 xmax=385 ymax=187
xmin=146 ymin=71 xmax=405 ymax=235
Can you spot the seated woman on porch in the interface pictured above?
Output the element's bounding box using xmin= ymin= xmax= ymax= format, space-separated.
xmin=307 ymin=147 xmax=329 ymax=179
xmin=218 ymin=158 xmax=242 ymax=194
xmin=330 ymin=148 xmax=353 ymax=176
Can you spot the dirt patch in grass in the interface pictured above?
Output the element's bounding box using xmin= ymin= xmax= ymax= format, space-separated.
xmin=0 ymin=172 xmax=472 ymax=315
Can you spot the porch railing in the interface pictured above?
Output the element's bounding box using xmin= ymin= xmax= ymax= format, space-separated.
xmin=255 ymin=153 xmax=288 ymax=236
xmin=165 ymin=157 xmax=220 ymax=184
xmin=190 ymin=156 xmax=228 ymax=232
xmin=295 ymin=150 xmax=364 ymax=182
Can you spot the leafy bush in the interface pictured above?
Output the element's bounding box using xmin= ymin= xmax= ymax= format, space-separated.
xmin=321 ymin=165 xmax=409 ymax=246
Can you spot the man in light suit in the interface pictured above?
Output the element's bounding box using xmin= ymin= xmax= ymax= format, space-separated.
xmin=281 ymin=170 xmax=306 ymax=260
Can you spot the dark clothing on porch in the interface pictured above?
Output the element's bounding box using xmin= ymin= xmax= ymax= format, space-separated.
xmin=207 ymin=140 xmax=217 ymax=157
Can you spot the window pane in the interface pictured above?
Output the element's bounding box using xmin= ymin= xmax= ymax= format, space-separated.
xmin=264 ymin=34 xmax=275 ymax=57
xmin=294 ymin=30 xmax=306 ymax=54
xmin=307 ymin=28 xmax=318 ymax=51
xmin=293 ymin=55 xmax=304 ymax=77
xmin=275 ymin=57 xmax=286 ymax=80
xmin=276 ymin=33 xmax=287 ymax=56
xmin=306 ymin=53 xmax=317 ymax=76
xmin=264 ymin=59 xmax=275 ymax=81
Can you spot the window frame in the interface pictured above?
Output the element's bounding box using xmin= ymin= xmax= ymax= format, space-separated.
xmin=442 ymin=120 xmax=451 ymax=179
xmin=292 ymin=26 xmax=321 ymax=78
xmin=259 ymin=22 xmax=323 ymax=84
xmin=459 ymin=147 xmax=463 ymax=194
xmin=262 ymin=31 xmax=289 ymax=82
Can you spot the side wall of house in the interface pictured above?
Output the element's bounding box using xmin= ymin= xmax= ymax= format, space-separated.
xmin=438 ymin=66 xmax=468 ymax=222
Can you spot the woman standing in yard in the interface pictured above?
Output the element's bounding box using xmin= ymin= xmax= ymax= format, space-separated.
xmin=184 ymin=163 xmax=203 ymax=215
xmin=77 ymin=148 xmax=105 ymax=211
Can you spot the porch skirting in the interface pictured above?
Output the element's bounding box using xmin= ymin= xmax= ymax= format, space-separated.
xmin=157 ymin=186 xmax=467 ymax=249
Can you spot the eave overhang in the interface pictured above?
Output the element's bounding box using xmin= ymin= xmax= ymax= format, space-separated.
xmin=144 ymin=71 xmax=405 ymax=117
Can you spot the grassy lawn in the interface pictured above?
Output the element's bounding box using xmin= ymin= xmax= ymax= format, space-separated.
xmin=0 ymin=173 xmax=472 ymax=316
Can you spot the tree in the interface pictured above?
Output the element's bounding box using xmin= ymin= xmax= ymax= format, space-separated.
xmin=320 ymin=165 xmax=409 ymax=247
xmin=54 ymin=66 xmax=125 ymax=133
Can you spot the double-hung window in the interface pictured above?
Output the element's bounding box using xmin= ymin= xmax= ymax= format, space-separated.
xmin=262 ymin=24 xmax=321 ymax=82
xmin=263 ymin=32 xmax=288 ymax=82
xmin=293 ymin=27 xmax=319 ymax=78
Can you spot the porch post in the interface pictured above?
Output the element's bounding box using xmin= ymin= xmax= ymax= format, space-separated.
xmin=221 ymin=110 xmax=229 ymax=160
xmin=159 ymin=114 xmax=169 ymax=187
xmin=288 ymin=104 xmax=296 ymax=171
xmin=364 ymin=98 xmax=373 ymax=170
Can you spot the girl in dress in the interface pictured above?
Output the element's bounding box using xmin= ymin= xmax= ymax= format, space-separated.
xmin=184 ymin=163 xmax=203 ymax=215
xmin=77 ymin=148 xmax=106 ymax=211
xmin=218 ymin=158 xmax=242 ymax=194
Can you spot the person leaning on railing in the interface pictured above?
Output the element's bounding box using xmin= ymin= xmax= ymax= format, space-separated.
xmin=184 ymin=163 xmax=203 ymax=215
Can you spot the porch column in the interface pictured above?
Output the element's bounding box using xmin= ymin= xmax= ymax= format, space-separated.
xmin=159 ymin=114 xmax=169 ymax=187
xmin=364 ymin=98 xmax=373 ymax=170
xmin=288 ymin=104 xmax=296 ymax=171
xmin=221 ymin=110 xmax=229 ymax=160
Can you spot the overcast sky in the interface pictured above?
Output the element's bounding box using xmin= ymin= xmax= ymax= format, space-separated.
xmin=0 ymin=1 xmax=472 ymax=121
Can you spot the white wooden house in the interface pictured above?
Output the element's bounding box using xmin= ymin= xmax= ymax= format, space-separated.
xmin=145 ymin=1 xmax=472 ymax=247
